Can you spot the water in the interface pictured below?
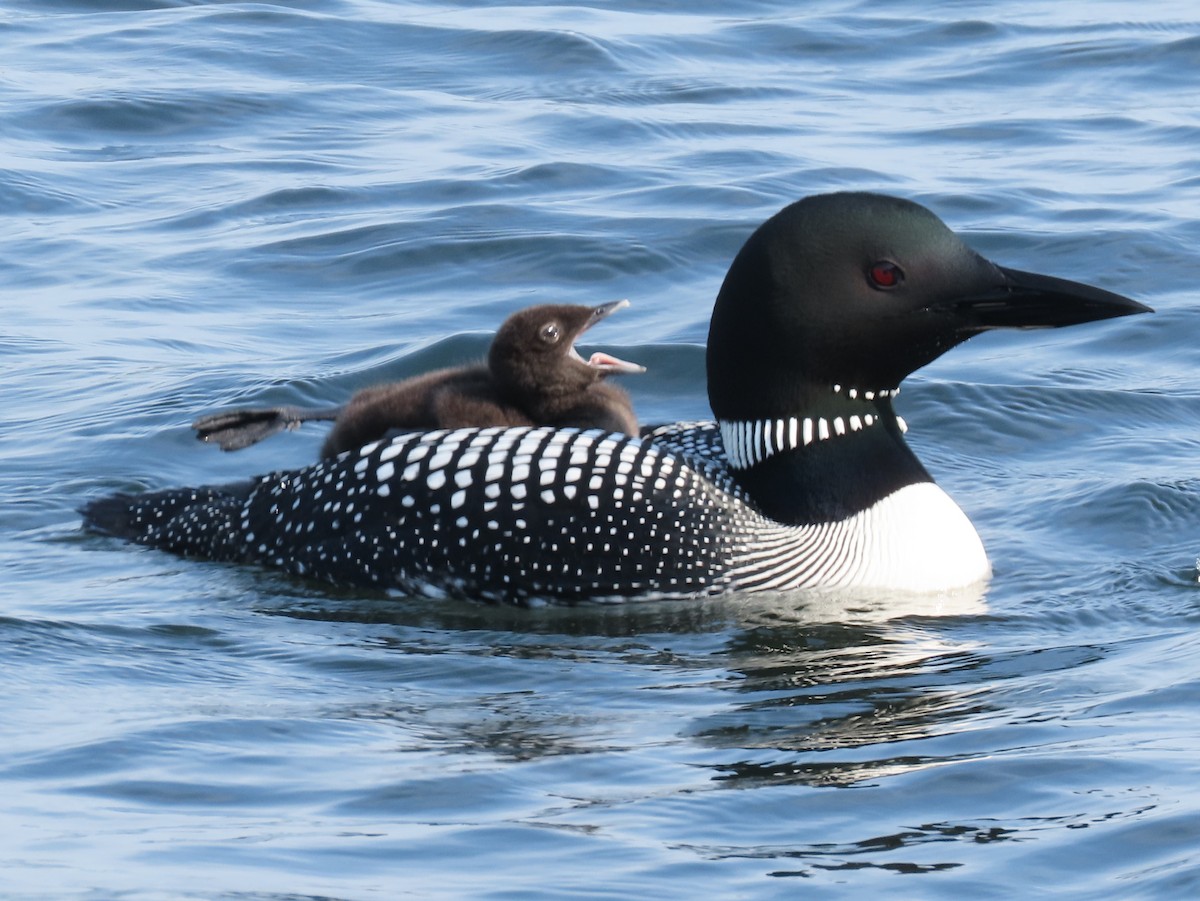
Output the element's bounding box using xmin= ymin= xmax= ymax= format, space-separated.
xmin=3 ymin=1 xmax=1199 ymax=897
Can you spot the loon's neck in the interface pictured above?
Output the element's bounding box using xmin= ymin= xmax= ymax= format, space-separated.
xmin=718 ymin=384 xmax=934 ymax=526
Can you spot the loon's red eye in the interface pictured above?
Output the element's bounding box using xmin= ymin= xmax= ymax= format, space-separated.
xmin=868 ymin=261 xmax=905 ymax=290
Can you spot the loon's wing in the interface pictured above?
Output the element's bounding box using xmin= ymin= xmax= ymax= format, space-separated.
xmin=193 ymin=405 xmax=344 ymax=451
xmin=81 ymin=425 xmax=754 ymax=603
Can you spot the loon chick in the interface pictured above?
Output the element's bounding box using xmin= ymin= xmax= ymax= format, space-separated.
xmin=193 ymin=300 xmax=644 ymax=456
xmin=82 ymin=192 xmax=1150 ymax=603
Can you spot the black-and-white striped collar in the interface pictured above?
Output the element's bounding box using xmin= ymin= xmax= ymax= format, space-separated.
xmin=718 ymin=385 xmax=905 ymax=470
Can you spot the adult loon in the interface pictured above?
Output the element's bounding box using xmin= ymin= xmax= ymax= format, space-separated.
xmin=193 ymin=300 xmax=644 ymax=456
xmin=82 ymin=192 xmax=1150 ymax=603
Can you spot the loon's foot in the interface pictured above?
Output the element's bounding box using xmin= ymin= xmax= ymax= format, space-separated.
xmin=193 ymin=405 xmax=343 ymax=451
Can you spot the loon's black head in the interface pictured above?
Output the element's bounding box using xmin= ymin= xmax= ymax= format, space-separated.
xmin=707 ymin=192 xmax=1151 ymax=422
xmin=489 ymin=300 xmax=645 ymax=402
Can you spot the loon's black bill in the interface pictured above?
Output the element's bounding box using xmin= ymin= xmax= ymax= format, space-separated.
xmin=954 ymin=265 xmax=1152 ymax=332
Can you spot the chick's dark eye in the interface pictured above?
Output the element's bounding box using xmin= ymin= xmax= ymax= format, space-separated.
xmin=868 ymin=261 xmax=905 ymax=290
xmin=540 ymin=323 xmax=561 ymax=343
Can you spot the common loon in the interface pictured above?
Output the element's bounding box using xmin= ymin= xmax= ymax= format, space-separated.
xmin=82 ymin=192 xmax=1150 ymax=603
xmin=192 ymin=300 xmax=644 ymax=456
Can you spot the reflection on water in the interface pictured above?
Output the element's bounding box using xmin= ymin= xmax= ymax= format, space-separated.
xmin=261 ymin=581 xmax=992 ymax=780
xmin=266 ymin=579 xmax=990 ymax=634
xmin=698 ymin=612 xmax=994 ymax=790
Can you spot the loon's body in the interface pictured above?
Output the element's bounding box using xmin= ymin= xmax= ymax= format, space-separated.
xmin=83 ymin=193 xmax=1150 ymax=603
xmin=193 ymin=301 xmax=643 ymax=457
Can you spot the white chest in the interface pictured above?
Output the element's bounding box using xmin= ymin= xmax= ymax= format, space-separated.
xmin=730 ymin=481 xmax=991 ymax=593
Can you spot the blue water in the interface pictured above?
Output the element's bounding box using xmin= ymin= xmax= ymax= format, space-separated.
xmin=3 ymin=1 xmax=1199 ymax=897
